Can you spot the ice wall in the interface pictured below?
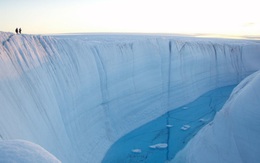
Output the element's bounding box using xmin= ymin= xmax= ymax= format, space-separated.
xmin=172 ymin=70 xmax=260 ymax=163
xmin=0 ymin=32 xmax=260 ymax=162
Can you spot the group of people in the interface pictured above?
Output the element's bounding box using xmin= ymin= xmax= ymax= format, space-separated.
xmin=15 ymin=28 xmax=22 ymax=34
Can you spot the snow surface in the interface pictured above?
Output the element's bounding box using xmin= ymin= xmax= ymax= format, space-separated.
xmin=0 ymin=140 xmax=61 ymax=163
xmin=172 ymin=70 xmax=260 ymax=163
xmin=0 ymin=31 xmax=260 ymax=162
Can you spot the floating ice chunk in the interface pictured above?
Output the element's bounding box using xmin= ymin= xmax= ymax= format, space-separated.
xmin=149 ymin=143 xmax=168 ymax=149
xmin=132 ymin=149 xmax=142 ymax=153
xmin=149 ymin=145 xmax=157 ymax=149
xmin=157 ymin=143 xmax=168 ymax=149
xmin=182 ymin=106 xmax=189 ymax=110
xmin=166 ymin=125 xmax=173 ymax=128
xmin=181 ymin=125 xmax=190 ymax=130
xmin=199 ymin=119 xmax=207 ymax=123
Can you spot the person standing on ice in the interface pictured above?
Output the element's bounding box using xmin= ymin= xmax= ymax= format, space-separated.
xmin=15 ymin=28 xmax=18 ymax=34
xmin=19 ymin=28 xmax=22 ymax=34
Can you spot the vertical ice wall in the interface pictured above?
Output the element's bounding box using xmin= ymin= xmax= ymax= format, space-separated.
xmin=0 ymin=32 xmax=260 ymax=162
xmin=0 ymin=33 xmax=79 ymax=162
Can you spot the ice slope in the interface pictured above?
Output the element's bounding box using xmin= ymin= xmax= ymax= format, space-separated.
xmin=0 ymin=31 xmax=260 ymax=162
xmin=0 ymin=140 xmax=61 ymax=163
xmin=172 ymin=70 xmax=260 ymax=163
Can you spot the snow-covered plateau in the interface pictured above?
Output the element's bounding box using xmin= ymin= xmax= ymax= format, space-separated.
xmin=0 ymin=32 xmax=260 ymax=162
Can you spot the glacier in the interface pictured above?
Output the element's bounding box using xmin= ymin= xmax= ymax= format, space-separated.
xmin=0 ymin=31 xmax=260 ymax=162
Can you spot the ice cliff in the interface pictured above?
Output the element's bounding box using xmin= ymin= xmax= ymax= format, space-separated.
xmin=0 ymin=32 xmax=260 ymax=162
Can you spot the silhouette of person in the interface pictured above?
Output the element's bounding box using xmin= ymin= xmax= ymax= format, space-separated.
xmin=15 ymin=28 xmax=18 ymax=34
xmin=19 ymin=28 xmax=22 ymax=34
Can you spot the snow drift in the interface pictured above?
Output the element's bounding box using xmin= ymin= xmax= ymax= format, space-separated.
xmin=0 ymin=32 xmax=260 ymax=162
xmin=172 ymin=70 xmax=260 ymax=163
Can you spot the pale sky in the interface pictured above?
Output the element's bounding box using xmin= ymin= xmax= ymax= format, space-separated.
xmin=1 ymin=0 xmax=259 ymax=36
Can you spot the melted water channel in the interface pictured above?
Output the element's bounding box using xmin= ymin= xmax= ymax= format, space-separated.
xmin=103 ymin=85 xmax=236 ymax=163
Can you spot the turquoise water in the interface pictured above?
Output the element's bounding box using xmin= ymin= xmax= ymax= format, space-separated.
xmin=103 ymin=85 xmax=236 ymax=163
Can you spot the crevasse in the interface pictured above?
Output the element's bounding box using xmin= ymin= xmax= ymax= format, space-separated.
xmin=0 ymin=32 xmax=260 ymax=162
